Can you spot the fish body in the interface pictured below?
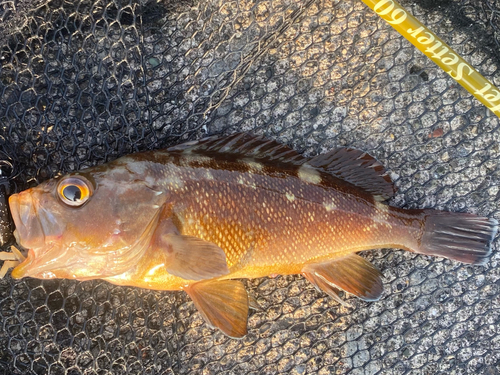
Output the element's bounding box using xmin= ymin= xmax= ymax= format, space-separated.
xmin=3 ymin=134 xmax=498 ymax=337
xmin=103 ymin=151 xmax=419 ymax=288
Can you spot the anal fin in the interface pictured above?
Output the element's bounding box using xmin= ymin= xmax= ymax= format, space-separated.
xmin=302 ymin=254 xmax=383 ymax=302
xmin=302 ymin=271 xmax=349 ymax=306
xmin=185 ymin=279 xmax=249 ymax=338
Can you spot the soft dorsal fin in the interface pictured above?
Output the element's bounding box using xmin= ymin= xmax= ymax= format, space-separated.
xmin=167 ymin=133 xmax=306 ymax=165
xmin=302 ymin=254 xmax=384 ymax=302
xmin=309 ymin=148 xmax=395 ymax=200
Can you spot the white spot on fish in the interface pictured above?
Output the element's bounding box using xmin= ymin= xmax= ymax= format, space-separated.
xmin=242 ymin=158 xmax=264 ymax=171
xmin=124 ymin=162 xmax=147 ymax=175
xmin=298 ymin=164 xmax=321 ymax=184
xmin=237 ymin=176 xmax=257 ymax=189
xmin=205 ymin=170 xmax=214 ymax=180
xmin=375 ymin=201 xmax=389 ymax=212
xmin=375 ymin=201 xmax=391 ymax=224
xmin=154 ymin=190 xmax=163 ymax=196
xmin=182 ymin=154 xmax=212 ymax=166
xmin=145 ymin=175 xmax=156 ymax=187
xmin=286 ymin=193 xmax=295 ymax=202
xmin=324 ymin=200 xmax=336 ymax=212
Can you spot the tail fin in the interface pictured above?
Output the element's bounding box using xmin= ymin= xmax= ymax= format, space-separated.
xmin=419 ymin=211 xmax=498 ymax=265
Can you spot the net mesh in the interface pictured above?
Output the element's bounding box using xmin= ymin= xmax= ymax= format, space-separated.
xmin=1 ymin=0 xmax=500 ymax=373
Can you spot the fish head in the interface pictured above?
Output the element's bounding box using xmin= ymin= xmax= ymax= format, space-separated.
xmin=8 ymin=160 xmax=166 ymax=280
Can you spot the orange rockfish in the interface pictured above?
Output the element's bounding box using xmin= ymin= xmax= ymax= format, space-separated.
xmin=0 ymin=134 xmax=497 ymax=337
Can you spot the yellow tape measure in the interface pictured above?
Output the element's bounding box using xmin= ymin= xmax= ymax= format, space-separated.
xmin=361 ymin=0 xmax=500 ymax=118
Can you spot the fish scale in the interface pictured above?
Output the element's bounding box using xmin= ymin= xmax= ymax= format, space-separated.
xmin=172 ymin=170 xmax=408 ymax=279
xmin=0 ymin=133 xmax=497 ymax=337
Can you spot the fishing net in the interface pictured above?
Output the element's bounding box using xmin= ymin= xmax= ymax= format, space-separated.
xmin=1 ymin=0 xmax=500 ymax=373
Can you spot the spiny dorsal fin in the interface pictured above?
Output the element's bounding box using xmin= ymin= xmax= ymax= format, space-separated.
xmin=169 ymin=134 xmax=395 ymax=199
xmin=302 ymin=254 xmax=383 ymax=302
xmin=309 ymin=148 xmax=395 ymax=200
xmin=167 ymin=133 xmax=306 ymax=165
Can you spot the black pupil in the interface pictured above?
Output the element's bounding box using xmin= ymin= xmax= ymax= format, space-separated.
xmin=63 ymin=185 xmax=82 ymax=201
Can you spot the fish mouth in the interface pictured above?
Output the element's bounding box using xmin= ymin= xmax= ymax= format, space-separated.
xmin=8 ymin=192 xmax=66 ymax=279
xmin=9 ymin=192 xmax=46 ymax=250
xmin=10 ymin=249 xmax=35 ymax=279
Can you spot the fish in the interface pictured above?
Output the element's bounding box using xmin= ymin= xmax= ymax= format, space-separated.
xmin=0 ymin=133 xmax=497 ymax=337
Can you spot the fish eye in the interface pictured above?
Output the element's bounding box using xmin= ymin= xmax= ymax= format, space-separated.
xmin=57 ymin=176 xmax=93 ymax=207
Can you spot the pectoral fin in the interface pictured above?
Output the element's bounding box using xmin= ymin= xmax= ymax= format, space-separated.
xmin=162 ymin=234 xmax=230 ymax=281
xmin=185 ymin=279 xmax=249 ymax=338
xmin=302 ymin=254 xmax=383 ymax=302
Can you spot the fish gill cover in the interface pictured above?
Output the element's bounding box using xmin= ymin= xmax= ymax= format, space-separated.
xmin=0 ymin=0 xmax=500 ymax=374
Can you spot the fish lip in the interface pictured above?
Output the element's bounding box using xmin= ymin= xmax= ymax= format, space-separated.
xmin=9 ymin=193 xmax=35 ymax=246
xmin=9 ymin=191 xmax=47 ymax=251
xmin=9 ymin=193 xmax=23 ymax=241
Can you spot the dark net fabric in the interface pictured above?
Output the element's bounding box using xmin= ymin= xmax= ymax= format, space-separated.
xmin=1 ymin=0 xmax=500 ymax=373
